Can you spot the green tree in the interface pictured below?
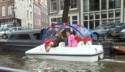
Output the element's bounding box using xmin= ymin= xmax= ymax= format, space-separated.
xmin=7 ymin=0 xmax=11 ymax=7
xmin=62 ymin=0 xmax=70 ymax=23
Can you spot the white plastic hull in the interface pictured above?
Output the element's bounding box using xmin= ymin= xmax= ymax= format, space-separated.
xmin=26 ymin=53 xmax=103 ymax=62
xmin=25 ymin=44 xmax=104 ymax=62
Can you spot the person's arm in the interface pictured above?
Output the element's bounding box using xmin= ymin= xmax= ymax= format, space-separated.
xmin=51 ymin=37 xmax=60 ymax=47
xmin=68 ymin=35 xmax=74 ymax=47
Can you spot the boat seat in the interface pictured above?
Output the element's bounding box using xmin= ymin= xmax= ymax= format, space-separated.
xmin=58 ymin=42 xmax=65 ymax=47
xmin=86 ymin=41 xmax=92 ymax=45
xmin=77 ymin=41 xmax=84 ymax=47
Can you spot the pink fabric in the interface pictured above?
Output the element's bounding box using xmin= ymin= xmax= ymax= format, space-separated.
xmin=68 ymin=34 xmax=78 ymax=47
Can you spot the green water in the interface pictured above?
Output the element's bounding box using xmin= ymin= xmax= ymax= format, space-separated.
xmin=0 ymin=50 xmax=125 ymax=72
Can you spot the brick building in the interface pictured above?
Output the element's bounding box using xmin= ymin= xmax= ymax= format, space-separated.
xmin=0 ymin=0 xmax=49 ymax=29
xmin=0 ymin=0 xmax=21 ymax=27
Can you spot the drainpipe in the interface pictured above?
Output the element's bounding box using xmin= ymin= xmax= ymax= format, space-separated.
xmin=123 ymin=0 xmax=124 ymax=23
xmin=121 ymin=0 xmax=124 ymax=23
xmin=80 ymin=0 xmax=83 ymax=25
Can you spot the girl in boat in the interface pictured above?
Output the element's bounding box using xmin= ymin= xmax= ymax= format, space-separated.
xmin=66 ymin=31 xmax=78 ymax=47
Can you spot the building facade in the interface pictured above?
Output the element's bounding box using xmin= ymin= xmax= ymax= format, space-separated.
xmin=15 ymin=0 xmax=49 ymax=29
xmin=0 ymin=0 xmax=49 ymax=29
xmin=47 ymin=0 xmax=80 ymax=25
xmin=0 ymin=0 xmax=21 ymax=27
xmin=47 ymin=0 xmax=124 ymax=29
xmin=81 ymin=0 xmax=123 ymax=29
xmin=33 ymin=0 xmax=49 ymax=29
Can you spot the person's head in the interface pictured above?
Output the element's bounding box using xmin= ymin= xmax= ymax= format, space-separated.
xmin=55 ymin=32 xmax=61 ymax=37
xmin=66 ymin=31 xmax=70 ymax=36
xmin=70 ymin=31 xmax=74 ymax=35
xmin=56 ymin=32 xmax=64 ymax=40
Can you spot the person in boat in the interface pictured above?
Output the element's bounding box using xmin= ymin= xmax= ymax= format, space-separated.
xmin=45 ymin=32 xmax=64 ymax=52
xmin=66 ymin=31 xmax=78 ymax=47
xmin=65 ymin=31 xmax=69 ymax=47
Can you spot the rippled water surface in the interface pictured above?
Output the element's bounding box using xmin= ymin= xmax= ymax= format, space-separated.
xmin=0 ymin=50 xmax=125 ymax=72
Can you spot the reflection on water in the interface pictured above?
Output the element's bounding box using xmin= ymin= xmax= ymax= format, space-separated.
xmin=0 ymin=50 xmax=125 ymax=72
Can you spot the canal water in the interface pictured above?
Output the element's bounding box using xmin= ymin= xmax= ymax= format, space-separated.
xmin=0 ymin=50 xmax=125 ymax=72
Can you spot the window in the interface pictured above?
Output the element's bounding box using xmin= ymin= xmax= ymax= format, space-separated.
xmin=27 ymin=10 xmax=29 ymax=19
xmin=115 ymin=0 xmax=121 ymax=8
xmin=30 ymin=12 xmax=32 ymax=19
xmin=89 ymin=0 xmax=100 ymax=11
xmin=9 ymin=34 xmax=31 ymax=40
xmin=70 ymin=0 xmax=77 ymax=8
xmin=1 ymin=0 xmax=5 ymax=2
xmin=2 ymin=6 xmax=6 ymax=16
xmin=84 ymin=15 xmax=88 ymax=20
xmin=109 ymin=0 xmax=114 ymax=9
xmin=101 ymin=12 xmax=107 ymax=18
xmin=108 ymin=19 xmax=114 ymax=23
xmin=57 ymin=17 xmax=62 ymax=22
xmin=51 ymin=18 xmax=57 ymax=22
xmin=72 ymin=16 xmax=77 ymax=24
xmin=102 ymin=20 xmax=107 ymax=24
xmin=101 ymin=0 xmax=106 ymax=10
xmin=115 ymin=11 xmax=120 ymax=17
xmin=95 ymin=20 xmax=100 ymax=28
xmin=34 ymin=33 xmax=41 ymax=40
xmin=109 ymin=0 xmax=121 ymax=9
xmin=109 ymin=11 xmax=114 ymax=18
xmin=95 ymin=12 xmax=100 ymax=19
xmin=51 ymin=0 xmax=57 ymax=11
xmin=115 ymin=19 xmax=120 ymax=23
xmin=8 ymin=6 xmax=12 ymax=15
xmin=60 ymin=0 xmax=64 ymax=10
xmin=84 ymin=21 xmax=88 ymax=28
xmin=89 ymin=21 xmax=94 ymax=29
xmin=89 ymin=13 xmax=94 ymax=20
xmin=83 ymin=0 xmax=89 ymax=12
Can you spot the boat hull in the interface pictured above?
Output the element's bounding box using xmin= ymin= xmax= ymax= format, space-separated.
xmin=25 ymin=44 xmax=104 ymax=62
xmin=27 ymin=53 xmax=103 ymax=62
xmin=113 ymin=46 xmax=125 ymax=54
xmin=0 ymin=40 xmax=41 ymax=51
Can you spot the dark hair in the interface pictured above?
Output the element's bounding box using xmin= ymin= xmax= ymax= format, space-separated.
xmin=70 ymin=31 xmax=73 ymax=34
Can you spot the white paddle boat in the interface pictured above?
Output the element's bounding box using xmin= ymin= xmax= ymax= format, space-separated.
xmin=25 ymin=22 xmax=104 ymax=62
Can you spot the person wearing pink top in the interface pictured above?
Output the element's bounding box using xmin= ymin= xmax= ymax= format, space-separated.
xmin=66 ymin=31 xmax=78 ymax=47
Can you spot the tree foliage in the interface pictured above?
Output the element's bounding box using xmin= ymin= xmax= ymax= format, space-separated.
xmin=7 ymin=0 xmax=11 ymax=7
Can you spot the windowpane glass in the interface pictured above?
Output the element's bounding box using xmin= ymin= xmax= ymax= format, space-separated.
xmin=84 ymin=21 xmax=88 ymax=28
xmin=109 ymin=0 xmax=114 ymax=9
xmin=60 ymin=0 xmax=64 ymax=10
xmin=115 ymin=12 xmax=120 ymax=17
xmin=95 ymin=20 xmax=100 ymax=28
xmin=51 ymin=0 xmax=57 ymax=11
xmin=109 ymin=12 xmax=113 ymax=18
xmin=72 ymin=16 xmax=77 ymax=20
xmin=89 ymin=21 xmax=94 ymax=29
xmin=101 ymin=13 xmax=107 ymax=18
xmin=101 ymin=0 xmax=106 ymax=10
xmin=70 ymin=0 xmax=77 ymax=8
xmin=115 ymin=0 xmax=121 ymax=8
xmin=34 ymin=33 xmax=41 ymax=40
xmin=84 ymin=14 xmax=88 ymax=20
xmin=95 ymin=13 xmax=100 ymax=19
xmin=89 ymin=0 xmax=100 ymax=11
xmin=102 ymin=20 xmax=107 ymax=24
xmin=109 ymin=0 xmax=121 ymax=9
xmin=115 ymin=19 xmax=120 ymax=23
xmin=84 ymin=0 xmax=88 ymax=12
xmin=9 ymin=34 xmax=31 ymax=40
xmin=73 ymin=21 xmax=77 ymax=24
